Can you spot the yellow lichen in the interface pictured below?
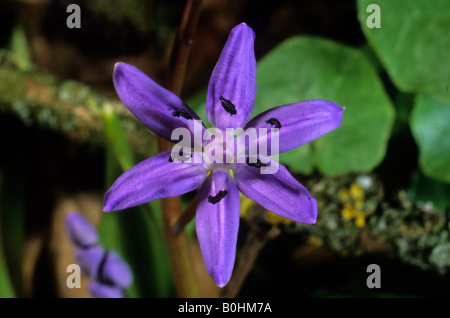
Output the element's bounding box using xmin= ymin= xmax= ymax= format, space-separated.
xmin=239 ymin=194 xmax=293 ymax=226
xmin=265 ymin=211 xmax=294 ymax=226
xmin=355 ymin=212 xmax=367 ymax=227
xmin=308 ymin=235 xmax=323 ymax=247
xmin=239 ymin=194 xmax=254 ymax=218
xmin=338 ymin=183 xmax=368 ymax=227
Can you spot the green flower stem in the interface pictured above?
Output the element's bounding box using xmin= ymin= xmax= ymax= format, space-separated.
xmin=158 ymin=0 xmax=203 ymax=298
xmin=0 ymin=171 xmax=16 ymax=298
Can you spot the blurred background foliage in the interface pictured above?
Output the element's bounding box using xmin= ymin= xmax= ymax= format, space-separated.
xmin=0 ymin=0 xmax=449 ymax=298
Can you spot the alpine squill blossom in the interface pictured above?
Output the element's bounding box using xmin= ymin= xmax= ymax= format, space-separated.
xmin=104 ymin=23 xmax=344 ymax=287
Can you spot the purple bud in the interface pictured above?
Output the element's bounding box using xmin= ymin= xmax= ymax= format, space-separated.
xmin=89 ymin=281 xmax=124 ymax=298
xmin=65 ymin=212 xmax=99 ymax=248
xmin=101 ymin=251 xmax=133 ymax=288
xmin=75 ymin=245 xmax=104 ymax=278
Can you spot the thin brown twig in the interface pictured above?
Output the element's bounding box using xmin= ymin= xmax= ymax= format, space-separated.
xmin=221 ymin=205 xmax=281 ymax=298
xmin=172 ymin=193 xmax=199 ymax=236
xmin=166 ymin=0 xmax=203 ymax=96
xmin=221 ymin=225 xmax=281 ymax=298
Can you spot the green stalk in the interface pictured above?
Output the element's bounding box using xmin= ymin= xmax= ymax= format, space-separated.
xmin=0 ymin=171 xmax=16 ymax=298
xmin=102 ymin=103 xmax=174 ymax=297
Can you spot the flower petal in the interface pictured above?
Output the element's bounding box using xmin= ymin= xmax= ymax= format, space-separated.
xmin=89 ymin=281 xmax=124 ymax=298
xmin=206 ymin=23 xmax=256 ymax=129
xmin=234 ymin=160 xmax=317 ymax=224
xmin=100 ymin=251 xmax=133 ymax=288
xmin=245 ymin=100 xmax=344 ymax=155
xmin=65 ymin=212 xmax=99 ymax=248
xmin=195 ymin=170 xmax=240 ymax=287
xmin=104 ymin=150 xmax=207 ymax=212
xmin=113 ymin=62 xmax=204 ymax=143
xmin=75 ymin=245 xmax=105 ymax=278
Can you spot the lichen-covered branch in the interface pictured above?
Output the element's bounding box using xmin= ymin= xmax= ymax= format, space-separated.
xmin=0 ymin=50 xmax=155 ymax=158
xmin=297 ymin=173 xmax=450 ymax=274
xmin=239 ymin=172 xmax=450 ymax=277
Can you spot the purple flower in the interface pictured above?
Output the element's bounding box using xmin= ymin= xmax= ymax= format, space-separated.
xmin=65 ymin=212 xmax=133 ymax=297
xmin=88 ymin=251 xmax=134 ymax=298
xmin=75 ymin=245 xmax=104 ymax=279
xmin=104 ymin=23 xmax=344 ymax=287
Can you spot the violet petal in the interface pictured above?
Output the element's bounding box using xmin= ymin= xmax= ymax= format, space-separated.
xmin=104 ymin=150 xmax=207 ymax=212
xmin=113 ymin=62 xmax=203 ymax=143
xmin=245 ymin=100 xmax=344 ymax=155
xmin=195 ymin=170 xmax=240 ymax=287
xmin=206 ymin=23 xmax=256 ymax=129
xmin=234 ymin=160 xmax=317 ymax=224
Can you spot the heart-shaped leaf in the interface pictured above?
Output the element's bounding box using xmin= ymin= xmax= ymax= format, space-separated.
xmin=254 ymin=36 xmax=395 ymax=176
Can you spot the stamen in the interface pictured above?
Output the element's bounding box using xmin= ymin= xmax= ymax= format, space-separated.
xmin=265 ymin=118 xmax=281 ymax=129
xmin=208 ymin=190 xmax=228 ymax=204
xmin=246 ymin=157 xmax=267 ymax=168
xmin=96 ymin=251 xmax=110 ymax=284
xmin=168 ymin=148 xmax=192 ymax=162
xmin=172 ymin=109 xmax=193 ymax=120
xmin=219 ymin=96 xmax=237 ymax=115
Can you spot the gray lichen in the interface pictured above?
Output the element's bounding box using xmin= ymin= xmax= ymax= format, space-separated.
xmin=294 ymin=173 xmax=450 ymax=274
xmin=0 ymin=49 xmax=155 ymax=159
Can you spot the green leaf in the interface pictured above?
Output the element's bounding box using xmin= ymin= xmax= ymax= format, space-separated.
xmin=101 ymin=106 xmax=174 ymax=297
xmin=8 ymin=21 xmax=31 ymax=68
xmin=277 ymin=145 xmax=314 ymax=175
xmin=408 ymin=170 xmax=450 ymax=212
xmin=99 ymin=206 xmax=174 ymax=298
xmin=0 ymin=167 xmax=25 ymax=297
xmin=0 ymin=170 xmax=16 ymax=298
xmin=102 ymin=103 xmax=135 ymax=171
xmin=410 ymin=93 xmax=450 ymax=183
xmin=358 ymin=0 xmax=450 ymax=96
xmin=0 ymin=234 xmax=14 ymax=298
xmin=186 ymin=88 xmax=211 ymax=128
xmin=254 ymin=36 xmax=395 ymax=176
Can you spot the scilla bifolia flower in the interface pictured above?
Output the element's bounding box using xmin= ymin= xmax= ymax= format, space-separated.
xmin=65 ymin=212 xmax=133 ymax=298
xmin=104 ymin=23 xmax=344 ymax=287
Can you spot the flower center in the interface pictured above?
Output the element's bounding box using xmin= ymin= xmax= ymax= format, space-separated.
xmin=203 ymin=129 xmax=242 ymax=168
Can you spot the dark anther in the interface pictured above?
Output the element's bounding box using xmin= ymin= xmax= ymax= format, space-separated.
xmin=208 ymin=190 xmax=228 ymax=204
xmin=168 ymin=148 xmax=192 ymax=162
xmin=265 ymin=118 xmax=281 ymax=129
xmin=219 ymin=96 xmax=237 ymax=115
xmin=246 ymin=157 xmax=267 ymax=168
xmin=172 ymin=109 xmax=193 ymax=120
